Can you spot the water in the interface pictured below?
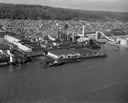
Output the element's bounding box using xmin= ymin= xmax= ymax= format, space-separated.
xmin=0 ymin=45 xmax=128 ymax=103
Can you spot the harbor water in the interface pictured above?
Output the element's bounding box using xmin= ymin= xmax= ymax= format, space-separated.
xmin=0 ymin=45 xmax=128 ymax=103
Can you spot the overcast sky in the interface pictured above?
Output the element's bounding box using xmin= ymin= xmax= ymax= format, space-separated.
xmin=0 ymin=0 xmax=128 ymax=12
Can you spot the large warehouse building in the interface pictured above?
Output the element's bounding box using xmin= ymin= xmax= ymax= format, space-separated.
xmin=4 ymin=34 xmax=45 ymax=57
xmin=4 ymin=35 xmax=32 ymax=52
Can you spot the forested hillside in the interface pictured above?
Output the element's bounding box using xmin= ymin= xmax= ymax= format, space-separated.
xmin=0 ymin=3 xmax=128 ymax=21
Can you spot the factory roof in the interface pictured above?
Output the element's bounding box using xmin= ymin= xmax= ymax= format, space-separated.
xmin=7 ymin=35 xmax=42 ymax=50
xmin=20 ymin=40 xmax=42 ymax=50
xmin=48 ymin=49 xmax=79 ymax=56
xmin=74 ymin=48 xmax=93 ymax=54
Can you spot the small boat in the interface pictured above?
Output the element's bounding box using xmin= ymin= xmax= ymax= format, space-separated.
xmin=42 ymin=58 xmax=81 ymax=68
xmin=42 ymin=62 xmax=64 ymax=68
xmin=41 ymin=60 xmax=64 ymax=68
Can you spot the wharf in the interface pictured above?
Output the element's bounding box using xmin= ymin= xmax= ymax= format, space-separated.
xmin=45 ymin=48 xmax=106 ymax=66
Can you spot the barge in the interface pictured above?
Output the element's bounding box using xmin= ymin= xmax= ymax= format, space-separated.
xmin=42 ymin=57 xmax=80 ymax=68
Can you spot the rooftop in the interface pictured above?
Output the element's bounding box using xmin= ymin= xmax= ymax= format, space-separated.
xmin=20 ymin=40 xmax=42 ymax=50
xmin=48 ymin=49 xmax=79 ymax=56
xmin=6 ymin=34 xmax=42 ymax=50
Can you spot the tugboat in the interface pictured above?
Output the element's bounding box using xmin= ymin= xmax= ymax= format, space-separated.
xmin=41 ymin=55 xmax=81 ymax=68
xmin=41 ymin=59 xmax=64 ymax=68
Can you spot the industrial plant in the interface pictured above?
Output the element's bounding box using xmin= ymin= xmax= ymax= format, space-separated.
xmin=0 ymin=21 xmax=127 ymax=67
xmin=0 ymin=24 xmax=112 ymax=67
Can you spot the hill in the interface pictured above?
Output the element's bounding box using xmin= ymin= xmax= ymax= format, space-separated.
xmin=0 ymin=3 xmax=128 ymax=21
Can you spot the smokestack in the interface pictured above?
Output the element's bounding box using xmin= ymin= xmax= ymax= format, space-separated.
xmin=82 ymin=25 xmax=85 ymax=37
xmin=72 ymin=33 xmax=75 ymax=41
xmin=96 ymin=31 xmax=99 ymax=40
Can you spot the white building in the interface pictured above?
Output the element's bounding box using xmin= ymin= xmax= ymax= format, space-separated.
xmin=4 ymin=35 xmax=32 ymax=52
xmin=47 ymin=50 xmax=80 ymax=60
xmin=116 ymin=37 xmax=128 ymax=47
